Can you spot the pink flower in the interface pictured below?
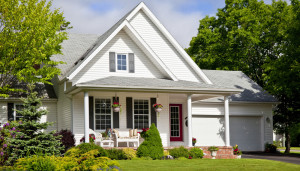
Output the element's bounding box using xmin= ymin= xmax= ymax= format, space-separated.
xmin=0 ymin=152 xmax=3 ymax=156
xmin=3 ymin=144 xmax=7 ymax=148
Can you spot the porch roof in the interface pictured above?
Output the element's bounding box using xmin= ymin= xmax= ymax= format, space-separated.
xmin=70 ymin=76 xmax=242 ymax=94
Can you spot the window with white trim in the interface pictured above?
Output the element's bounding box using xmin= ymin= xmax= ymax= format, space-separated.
xmin=14 ymin=104 xmax=24 ymax=121
xmin=133 ymin=99 xmax=149 ymax=129
xmin=116 ymin=54 xmax=127 ymax=71
xmin=95 ymin=98 xmax=111 ymax=130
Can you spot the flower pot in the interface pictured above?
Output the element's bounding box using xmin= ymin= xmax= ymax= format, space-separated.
xmin=236 ymin=155 xmax=241 ymax=159
xmin=113 ymin=107 xmax=120 ymax=112
xmin=211 ymin=150 xmax=217 ymax=159
xmin=155 ymin=108 xmax=162 ymax=112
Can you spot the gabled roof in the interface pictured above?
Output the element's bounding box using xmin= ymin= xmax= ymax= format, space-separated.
xmin=54 ymin=2 xmax=211 ymax=83
xmin=201 ymin=70 xmax=277 ymax=102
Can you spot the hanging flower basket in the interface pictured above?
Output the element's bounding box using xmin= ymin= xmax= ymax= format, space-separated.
xmin=153 ymin=103 xmax=163 ymax=113
xmin=112 ymin=102 xmax=121 ymax=112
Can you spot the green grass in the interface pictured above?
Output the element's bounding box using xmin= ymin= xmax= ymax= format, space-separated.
xmin=278 ymin=147 xmax=300 ymax=150
xmin=280 ymin=151 xmax=300 ymax=155
xmin=118 ymin=159 xmax=300 ymax=171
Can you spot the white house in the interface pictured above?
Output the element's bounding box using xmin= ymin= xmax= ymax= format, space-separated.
xmin=0 ymin=2 xmax=276 ymax=151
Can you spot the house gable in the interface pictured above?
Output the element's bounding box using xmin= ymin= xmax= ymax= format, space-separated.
xmin=72 ymin=29 xmax=167 ymax=84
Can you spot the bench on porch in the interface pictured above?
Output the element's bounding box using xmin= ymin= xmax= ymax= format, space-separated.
xmin=113 ymin=129 xmax=140 ymax=147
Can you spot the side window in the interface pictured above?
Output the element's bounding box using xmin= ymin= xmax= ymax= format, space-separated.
xmin=117 ymin=54 xmax=127 ymax=71
xmin=15 ymin=104 xmax=24 ymax=121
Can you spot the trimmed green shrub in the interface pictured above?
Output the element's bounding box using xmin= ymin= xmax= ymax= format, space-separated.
xmin=137 ymin=123 xmax=164 ymax=159
xmin=54 ymin=129 xmax=75 ymax=153
xmin=189 ymin=147 xmax=204 ymax=159
xmin=169 ymin=146 xmax=189 ymax=159
xmin=106 ymin=149 xmax=127 ymax=160
xmin=123 ymin=148 xmax=137 ymax=160
xmin=69 ymin=143 xmax=108 ymax=157
xmin=265 ymin=143 xmax=277 ymax=153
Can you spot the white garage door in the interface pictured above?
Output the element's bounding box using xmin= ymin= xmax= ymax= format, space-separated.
xmin=230 ymin=116 xmax=262 ymax=151
xmin=192 ymin=116 xmax=225 ymax=146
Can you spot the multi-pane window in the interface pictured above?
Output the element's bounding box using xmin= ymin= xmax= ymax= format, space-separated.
xmin=95 ymin=99 xmax=111 ymax=130
xmin=15 ymin=104 xmax=24 ymax=121
xmin=117 ymin=54 xmax=127 ymax=71
xmin=134 ymin=99 xmax=149 ymax=129
xmin=170 ymin=106 xmax=180 ymax=137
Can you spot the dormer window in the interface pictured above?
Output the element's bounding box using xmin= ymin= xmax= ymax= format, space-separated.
xmin=117 ymin=54 xmax=127 ymax=71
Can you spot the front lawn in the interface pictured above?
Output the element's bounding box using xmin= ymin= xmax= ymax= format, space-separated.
xmin=118 ymin=159 xmax=300 ymax=171
xmin=278 ymin=147 xmax=300 ymax=150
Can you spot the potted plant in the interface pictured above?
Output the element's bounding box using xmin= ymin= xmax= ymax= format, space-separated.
xmin=153 ymin=103 xmax=163 ymax=112
xmin=112 ymin=102 xmax=121 ymax=112
xmin=192 ymin=137 xmax=197 ymax=146
xmin=233 ymin=144 xmax=242 ymax=159
xmin=208 ymin=146 xmax=219 ymax=159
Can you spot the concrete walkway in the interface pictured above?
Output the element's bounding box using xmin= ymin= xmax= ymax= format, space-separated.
xmin=243 ymin=153 xmax=300 ymax=165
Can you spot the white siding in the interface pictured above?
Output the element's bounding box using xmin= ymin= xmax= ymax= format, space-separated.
xmin=72 ymin=30 xmax=165 ymax=84
xmin=56 ymin=83 xmax=72 ymax=130
xmin=129 ymin=10 xmax=203 ymax=82
xmin=0 ymin=102 xmax=7 ymax=125
xmin=72 ymin=92 xmax=170 ymax=146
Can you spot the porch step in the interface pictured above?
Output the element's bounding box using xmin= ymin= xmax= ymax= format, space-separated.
xmin=103 ymin=146 xmax=237 ymax=159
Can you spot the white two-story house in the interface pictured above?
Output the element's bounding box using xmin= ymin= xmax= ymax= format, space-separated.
xmin=0 ymin=2 xmax=276 ymax=151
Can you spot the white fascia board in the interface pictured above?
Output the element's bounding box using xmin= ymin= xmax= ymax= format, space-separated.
xmin=68 ymin=22 xmax=127 ymax=80
xmin=127 ymin=3 xmax=213 ymax=84
xmin=124 ymin=21 xmax=178 ymax=81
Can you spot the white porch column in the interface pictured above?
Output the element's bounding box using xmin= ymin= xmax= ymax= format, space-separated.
xmin=224 ymin=96 xmax=230 ymax=146
xmin=84 ymin=91 xmax=89 ymax=143
xmin=187 ymin=94 xmax=192 ymax=147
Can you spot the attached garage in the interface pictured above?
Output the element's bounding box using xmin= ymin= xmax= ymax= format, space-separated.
xmin=229 ymin=116 xmax=263 ymax=151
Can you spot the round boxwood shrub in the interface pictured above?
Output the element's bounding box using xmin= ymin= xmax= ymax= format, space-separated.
xmin=189 ymin=147 xmax=204 ymax=159
xmin=76 ymin=143 xmax=108 ymax=157
xmin=169 ymin=146 xmax=189 ymax=159
xmin=136 ymin=123 xmax=164 ymax=159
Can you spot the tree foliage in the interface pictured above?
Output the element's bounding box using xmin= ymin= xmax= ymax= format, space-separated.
xmin=6 ymin=85 xmax=63 ymax=165
xmin=0 ymin=0 xmax=70 ymax=97
xmin=187 ymin=0 xmax=300 ymax=152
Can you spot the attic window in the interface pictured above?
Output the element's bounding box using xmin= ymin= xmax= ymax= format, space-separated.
xmin=117 ymin=54 xmax=127 ymax=71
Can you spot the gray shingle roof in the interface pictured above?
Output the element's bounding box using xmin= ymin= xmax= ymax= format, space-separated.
xmin=77 ymin=76 xmax=239 ymax=92
xmin=202 ymin=70 xmax=277 ymax=102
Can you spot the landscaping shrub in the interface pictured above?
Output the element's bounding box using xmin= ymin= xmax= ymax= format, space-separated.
xmin=189 ymin=147 xmax=204 ymax=159
xmin=54 ymin=129 xmax=75 ymax=152
xmin=123 ymin=148 xmax=137 ymax=160
xmin=265 ymin=143 xmax=277 ymax=153
xmin=169 ymin=146 xmax=189 ymax=159
xmin=136 ymin=123 xmax=164 ymax=160
xmin=106 ymin=149 xmax=127 ymax=160
xmin=67 ymin=143 xmax=108 ymax=157
xmin=15 ymin=155 xmax=56 ymax=171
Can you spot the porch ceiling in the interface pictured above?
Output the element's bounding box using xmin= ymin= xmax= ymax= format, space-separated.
xmin=66 ymin=76 xmax=242 ymax=96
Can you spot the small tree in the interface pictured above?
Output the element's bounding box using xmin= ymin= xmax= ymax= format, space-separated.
xmin=137 ymin=123 xmax=164 ymax=159
xmin=6 ymin=85 xmax=63 ymax=165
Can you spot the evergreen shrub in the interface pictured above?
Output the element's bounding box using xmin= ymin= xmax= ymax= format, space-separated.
xmin=72 ymin=143 xmax=107 ymax=157
xmin=169 ymin=146 xmax=189 ymax=158
xmin=106 ymin=149 xmax=127 ymax=160
xmin=136 ymin=123 xmax=164 ymax=159
xmin=123 ymin=148 xmax=137 ymax=160
xmin=189 ymin=147 xmax=204 ymax=159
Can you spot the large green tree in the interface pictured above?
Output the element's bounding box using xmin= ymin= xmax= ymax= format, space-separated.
xmin=187 ymin=0 xmax=299 ymax=153
xmin=0 ymin=0 xmax=70 ymax=97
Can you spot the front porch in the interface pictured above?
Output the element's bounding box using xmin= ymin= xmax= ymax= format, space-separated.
xmin=70 ymin=90 xmax=235 ymax=148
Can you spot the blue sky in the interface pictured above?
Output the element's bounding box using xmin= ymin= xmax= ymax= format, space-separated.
xmin=51 ymin=0 xmax=273 ymax=48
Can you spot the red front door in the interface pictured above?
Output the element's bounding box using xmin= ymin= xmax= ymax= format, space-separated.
xmin=170 ymin=104 xmax=183 ymax=141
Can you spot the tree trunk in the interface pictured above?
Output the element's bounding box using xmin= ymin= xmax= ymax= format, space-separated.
xmin=284 ymin=131 xmax=291 ymax=153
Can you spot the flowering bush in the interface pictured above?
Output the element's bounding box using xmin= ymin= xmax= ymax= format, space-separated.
xmin=192 ymin=137 xmax=197 ymax=144
xmin=233 ymin=144 xmax=242 ymax=155
xmin=140 ymin=128 xmax=149 ymax=138
xmin=153 ymin=104 xmax=163 ymax=109
xmin=80 ymin=134 xmax=95 ymax=143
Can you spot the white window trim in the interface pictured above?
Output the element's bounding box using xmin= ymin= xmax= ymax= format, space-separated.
xmin=94 ymin=97 xmax=113 ymax=131
xmin=116 ymin=53 xmax=128 ymax=72
xmin=14 ymin=103 xmax=23 ymax=121
xmin=132 ymin=98 xmax=151 ymax=130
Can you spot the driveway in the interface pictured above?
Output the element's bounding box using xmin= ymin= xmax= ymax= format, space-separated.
xmin=243 ymin=153 xmax=300 ymax=165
